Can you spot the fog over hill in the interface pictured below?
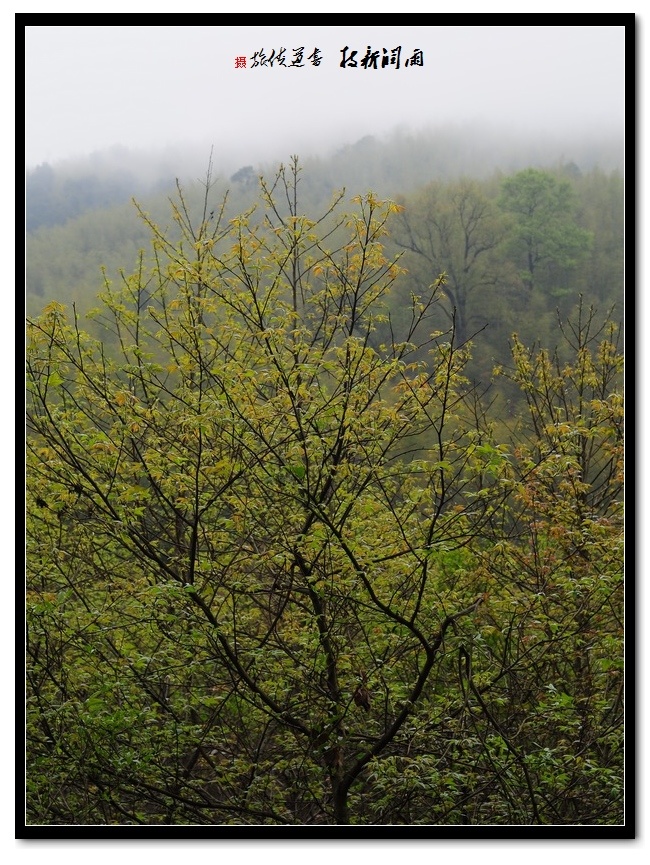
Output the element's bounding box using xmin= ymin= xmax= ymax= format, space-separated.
xmin=26 ymin=122 xmax=623 ymax=234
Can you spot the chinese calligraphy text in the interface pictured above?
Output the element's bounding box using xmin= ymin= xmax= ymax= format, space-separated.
xmin=339 ymin=46 xmax=424 ymax=69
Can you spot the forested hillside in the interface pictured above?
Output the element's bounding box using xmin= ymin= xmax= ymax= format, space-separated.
xmin=26 ymin=146 xmax=624 ymax=826
xmin=26 ymin=129 xmax=624 ymax=375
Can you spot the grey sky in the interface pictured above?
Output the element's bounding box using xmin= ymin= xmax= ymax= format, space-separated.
xmin=25 ymin=25 xmax=626 ymax=168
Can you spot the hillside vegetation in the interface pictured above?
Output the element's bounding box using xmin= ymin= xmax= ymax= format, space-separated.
xmin=26 ymin=148 xmax=624 ymax=826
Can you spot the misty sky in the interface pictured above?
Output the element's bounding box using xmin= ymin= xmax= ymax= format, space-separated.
xmin=25 ymin=24 xmax=626 ymax=168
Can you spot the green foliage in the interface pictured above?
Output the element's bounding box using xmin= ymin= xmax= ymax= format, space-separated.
xmin=26 ymin=149 xmax=624 ymax=407
xmin=383 ymin=165 xmax=621 ymax=393
xmin=391 ymin=178 xmax=506 ymax=347
xmin=26 ymin=160 xmax=623 ymax=826
xmin=498 ymin=168 xmax=592 ymax=293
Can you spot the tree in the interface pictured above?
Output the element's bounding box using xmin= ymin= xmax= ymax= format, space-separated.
xmin=27 ymin=158 xmax=489 ymax=825
xmin=572 ymin=168 xmax=624 ymax=307
xmin=26 ymin=159 xmax=624 ymax=826
xmin=230 ymin=165 xmax=256 ymax=189
xmin=468 ymin=303 xmax=624 ymax=823
xmin=392 ymin=179 xmax=505 ymax=346
xmin=497 ymin=168 xmax=592 ymax=295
